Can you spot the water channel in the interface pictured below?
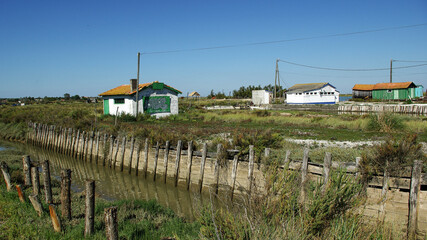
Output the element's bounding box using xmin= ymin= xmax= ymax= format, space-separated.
xmin=0 ymin=140 xmax=236 ymax=221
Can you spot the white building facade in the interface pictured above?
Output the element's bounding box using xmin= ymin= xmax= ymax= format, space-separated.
xmin=252 ymin=90 xmax=272 ymax=105
xmin=100 ymin=80 xmax=181 ymax=118
xmin=286 ymin=83 xmax=339 ymax=104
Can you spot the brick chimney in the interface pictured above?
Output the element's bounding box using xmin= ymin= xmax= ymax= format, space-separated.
xmin=130 ymin=79 xmax=137 ymax=92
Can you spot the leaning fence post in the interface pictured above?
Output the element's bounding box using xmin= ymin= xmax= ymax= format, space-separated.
xmin=49 ymin=204 xmax=62 ymax=232
xmin=248 ymin=145 xmax=255 ymax=195
xmin=128 ymin=136 xmax=135 ymax=174
xmin=186 ymin=141 xmax=193 ymax=190
xmin=16 ymin=184 xmax=25 ymax=202
xmin=163 ymin=141 xmax=170 ymax=183
xmin=198 ymin=143 xmax=208 ymax=193
xmin=61 ymin=169 xmax=72 ymax=220
xmin=119 ymin=136 xmax=127 ymax=172
xmin=1 ymin=161 xmax=12 ymax=191
xmin=143 ymin=138 xmax=149 ymax=178
xmin=153 ymin=142 xmax=160 ymax=181
xmin=300 ymin=148 xmax=309 ymax=205
xmin=174 ymin=140 xmax=182 ymax=187
xmin=134 ymin=142 xmax=141 ymax=176
xmin=322 ymin=152 xmax=332 ymax=192
xmin=105 ymin=206 xmax=118 ymax=240
xmin=29 ymin=194 xmax=43 ymax=216
xmin=89 ymin=131 xmax=94 ymax=162
xmin=214 ymin=144 xmax=223 ymax=195
xmin=108 ymin=135 xmax=114 ymax=167
xmin=407 ymin=160 xmax=422 ymax=239
xmin=230 ymin=154 xmax=239 ymax=201
xmin=42 ymin=160 xmax=53 ymax=204
xmin=85 ymin=180 xmax=95 ymax=236
xmin=22 ymin=155 xmax=32 ymax=186
xmin=31 ymin=166 xmax=40 ymax=195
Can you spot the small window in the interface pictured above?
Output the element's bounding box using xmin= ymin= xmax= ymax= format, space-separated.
xmin=314 ymin=92 xmax=317 ymax=95
xmin=387 ymin=89 xmax=392 ymax=93
xmin=114 ymin=98 xmax=125 ymax=104
xmin=320 ymin=92 xmax=323 ymax=95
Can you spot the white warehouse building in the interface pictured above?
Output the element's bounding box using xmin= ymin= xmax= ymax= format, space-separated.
xmin=286 ymin=82 xmax=339 ymax=104
xmin=252 ymin=90 xmax=272 ymax=105
xmin=99 ymin=79 xmax=182 ymax=118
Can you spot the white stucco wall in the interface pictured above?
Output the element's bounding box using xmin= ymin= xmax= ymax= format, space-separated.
xmin=286 ymin=85 xmax=339 ymax=104
xmin=252 ymin=90 xmax=272 ymax=105
xmin=107 ymin=96 xmax=134 ymax=115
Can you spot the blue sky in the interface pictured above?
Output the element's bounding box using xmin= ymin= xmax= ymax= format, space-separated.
xmin=0 ymin=0 xmax=426 ymax=98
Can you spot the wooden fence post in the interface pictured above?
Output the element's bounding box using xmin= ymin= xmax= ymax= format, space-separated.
xmin=61 ymin=169 xmax=72 ymax=220
xmin=134 ymin=142 xmax=141 ymax=176
xmin=89 ymin=131 xmax=94 ymax=162
xmin=42 ymin=160 xmax=53 ymax=204
xmin=300 ymin=148 xmax=309 ymax=205
xmin=284 ymin=150 xmax=291 ymax=165
xmin=108 ymin=135 xmax=114 ymax=167
xmin=119 ymin=136 xmax=127 ymax=172
xmin=143 ymin=138 xmax=149 ymax=178
xmin=84 ymin=133 xmax=90 ymax=161
xmin=248 ymin=145 xmax=255 ymax=195
xmin=1 ymin=161 xmax=12 ymax=191
xmin=113 ymin=138 xmax=120 ymax=169
xmin=198 ymin=143 xmax=207 ymax=193
xmin=355 ymin=157 xmax=361 ymax=178
xmin=230 ymin=154 xmax=239 ymax=201
xmin=105 ymin=206 xmax=118 ymax=240
xmin=85 ymin=180 xmax=95 ymax=236
xmin=31 ymin=166 xmax=40 ymax=195
xmin=73 ymin=130 xmax=80 ymax=158
xmin=80 ymin=131 xmax=86 ymax=160
xmin=16 ymin=184 xmax=25 ymax=202
xmin=102 ymin=133 xmax=107 ymax=165
xmin=153 ymin=142 xmax=160 ymax=181
xmin=163 ymin=141 xmax=170 ymax=183
xmin=29 ymin=194 xmax=43 ymax=216
xmin=407 ymin=160 xmax=422 ymax=239
xmin=95 ymin=132 xmax=100 ymax=163
xmin=128 ymin=136 xmax=135 ymax=174
xmin=186 ymin=141 xmax=193 ymax=190
xmin=22 ymin=155 xmax=32 ymax=186
xmin=214 ymin=144 xmax=223 ymax=195
xmin=379 ymin=160 xmax=390 ymax=222
xmin=322 ymin=152 xmax=332 ymax=192
xmin=174 ymin=140 xmax=182 ymax=187
xmin=49 ymin=204 xmax=62 ymax=232
xmin=264 ymin=148 xmax=271 ymax=166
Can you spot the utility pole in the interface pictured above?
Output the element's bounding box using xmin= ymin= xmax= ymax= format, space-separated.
xmin=274 ymin=58 xmax=280 ymax=99
xmin=136 ymin=52 xmax=140 ymax=118
xmin=390 ymin=59 xmax=394 ymax=83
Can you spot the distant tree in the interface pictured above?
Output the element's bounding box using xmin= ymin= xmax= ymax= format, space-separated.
xmin=71 ymin=95 xmax=81 ymax=100
xmin=64 ymin=93 xmax=70 ymax=100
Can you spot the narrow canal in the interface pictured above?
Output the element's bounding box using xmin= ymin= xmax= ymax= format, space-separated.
xmin=0 ymin=140 xmax=233 ymax=221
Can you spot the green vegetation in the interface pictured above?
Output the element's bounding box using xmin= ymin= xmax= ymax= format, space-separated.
xmin=0 ymin=148 xmax=200 ymax=239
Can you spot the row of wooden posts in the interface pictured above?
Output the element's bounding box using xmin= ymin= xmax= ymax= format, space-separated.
xmin=25 ymin=122 xmax=424 ymax=238
xmin=27 ymin=122 xmax=260 ymax=196
xmin=1 ymin=157 xmax=118 ymax=239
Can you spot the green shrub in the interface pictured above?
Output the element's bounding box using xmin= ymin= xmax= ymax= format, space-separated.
xmin=367 ymin=113 xmax=404 ymax=132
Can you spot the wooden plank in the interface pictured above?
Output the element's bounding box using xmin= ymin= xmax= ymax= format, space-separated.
xmin=163 ymin=141 xmax=170 ymax=183
xmin=198 ymin=143 xmax=207 ymax=193
xmin=408 ymin=160 xmax=422 ymax=239
xmin=186 ymin=141 xmax=193 ymax=190
xmin=174 ymin=140 xmax=182 ymax=187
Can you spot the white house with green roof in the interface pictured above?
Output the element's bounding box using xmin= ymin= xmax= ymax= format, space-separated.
xmin=286 ymin=82 xmax=339 ymax=104
xmin=99 ymin=79 xmax=182 ymax=118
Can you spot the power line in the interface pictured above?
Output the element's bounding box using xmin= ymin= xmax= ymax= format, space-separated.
xmin=394 ymin=59 xmax=427 ymax=63
xmin=278 ymin=59 xmax=427 ymax=71
xmin=141 ymin=23 xmax=427 ymax=55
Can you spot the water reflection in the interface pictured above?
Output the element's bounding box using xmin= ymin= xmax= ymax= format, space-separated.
xmin=12 ymin=142 xmax=233 ymax=221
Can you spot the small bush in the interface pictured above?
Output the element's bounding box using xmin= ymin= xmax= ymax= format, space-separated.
xmin=367 ymin=113 xmax=404 ymax=132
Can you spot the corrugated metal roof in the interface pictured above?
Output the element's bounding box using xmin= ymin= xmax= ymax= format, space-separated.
xmin=352 ymin=84 xmax=375 ymax=91
xmin=373 ymin=82 xmax=415 ymax=90
xmin=287 ymin=82 xmax=335 ymax=93
xmin=99 ymin=81 xmax=182 ymax=96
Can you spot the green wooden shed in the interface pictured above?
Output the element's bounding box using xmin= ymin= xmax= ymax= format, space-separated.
xmin=372 ymin=82 xmax=417 ymax=100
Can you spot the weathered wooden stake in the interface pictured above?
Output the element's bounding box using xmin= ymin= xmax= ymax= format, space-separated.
xmin=355 ymin=157 xmax=361 ymax=178
xmin=104 ymin=207 xmax=118 ymax=240
xmin=16 ymin=184 xmax=25 ymax=202
xmin=89 ymin=131 xmax=94 ymax=162
xmin=186 ymin=141 xmax=193 ymax=190
xmin=102 ymin=133 xmax=108 ymax=165
xmin=214 ymin=144 xmax=223 ymax=195
xmin=42 ymin=160 xmax=53 ymax=204
xmin=128 ymin=136 xmax=135 ymax=174
xmin=248 ymin=145 xmax=255 ymax=195
xmin=230 ymin=154 xmax=239 ymax=201
xmin=153 ymin=142 xmax=160 ymax=181
xmin=134 ymin=142 xmax=141 ymax=176
xmin=84 ymin=134 xmax=90 ymax=161
xmin=85 ymin=180 xmax=95 ymax=236
xmin=143 ymin=138 xmax=149 ymax=178
xmin=163 ymin=141 xmax=170 ymax=183
xmin=284 ymin=150 xmax=291 ymax=165
xmin=74 ymin=130 xmax=80 ymax=158
xmin=174 ymin=140 xmax=182 ymax=187
xmin=49 ymin=204 xmax=62 ymax=232
xmin=198 ymin=143 xmax=208 ymax=193
xmin=379 ymin=160 xmax=390 ymax=222
xmin=300 ymin=148 xmax=309 ymax=205
xmin=29 ymin=194 xmax=43 ymax=216
xmin=108 ymin=135 xmax=114 ymax=167
xmin=1 ymin=161 xmax=12 ymax=191
xmin=119 ymin=136 xmax=127 ymax=172
xmin=31 ymin=166 xmax=40 ymax=195
xmin=22 ymin=155 xmax=32 ymax=186
xmin=61 ymin=169 xmax=72 ymax=220
xmin=113 ymin=138 xmax=120 ymax=169
xmin=322 ymin=152 xmax=332 ymax=193
xmin=80 ymin=131 xmax=86 ymax=160
xmin=95 ymin=132 xmax=100 ymax=163
xmin=407 ymin=160 xmax=422 ymax=239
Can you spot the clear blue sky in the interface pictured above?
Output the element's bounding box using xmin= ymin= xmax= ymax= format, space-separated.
xmin=1 ymin=0 xmax=426 ymax=98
